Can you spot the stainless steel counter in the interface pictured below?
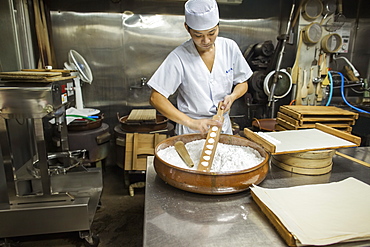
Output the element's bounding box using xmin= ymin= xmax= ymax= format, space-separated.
xmin=143 ymin=147 xmax=370 ymax=247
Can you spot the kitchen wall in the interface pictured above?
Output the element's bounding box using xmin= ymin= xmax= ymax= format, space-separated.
xmin=44 ymin=0 xmax=292 ymax=130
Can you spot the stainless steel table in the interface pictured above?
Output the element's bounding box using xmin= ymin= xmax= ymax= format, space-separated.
xmin=143 ymin=147 xmax=370 ymax=247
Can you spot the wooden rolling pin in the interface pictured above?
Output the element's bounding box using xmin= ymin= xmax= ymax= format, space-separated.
xmin=174 ymin=141 xmax=194 ymax=168
xmin=197 ymin=102 xmax=224 ymax=172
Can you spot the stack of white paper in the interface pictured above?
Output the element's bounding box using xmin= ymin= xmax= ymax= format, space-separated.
xmin=251 ymin=178 xmax=370 ymax=246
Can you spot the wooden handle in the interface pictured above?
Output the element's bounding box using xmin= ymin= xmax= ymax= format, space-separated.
xmin=307 ymin=66 xmax=315 ymax=95
xmin=295 ymin=67 xmax=303 ymax=105
xmin=315 ymin=123 xmax=361 ymax=145
xmin=214 ymin=102 xmax=225 ymax=120
xmin=174 ymin=141 xmax=194 ymax=168
xmin=337 ymin=0 xmax=343 ymax=14
xmin=300 ymin=69 xmax=308 ymax=98
xmin=291 ymin=29 xmax=303 ymax=85
xmin=197 ymin=102 xmax=224 ymax=172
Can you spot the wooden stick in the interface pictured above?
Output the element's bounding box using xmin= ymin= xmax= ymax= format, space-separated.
xmin=335 ymin=151 xmax=370 ymax=168
xmin=33 ymin=0 xmax=46 ymax=68
xmin=243 ymin=128 xmax=276 ymax=154
xmin=40 ymin=0 xmax=52 ymax=67
xmin=315 ymin=123 xmax=361 ymax=146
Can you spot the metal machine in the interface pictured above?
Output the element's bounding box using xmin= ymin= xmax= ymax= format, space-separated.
xmin=0 ymin=77 xmax=102 ymax=246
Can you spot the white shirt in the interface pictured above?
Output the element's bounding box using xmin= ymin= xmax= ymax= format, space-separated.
xmin=148 ymin=37 xmax=253 ymax=135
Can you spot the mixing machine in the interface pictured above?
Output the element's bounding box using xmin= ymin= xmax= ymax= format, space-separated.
xmin=0 ymin=77 xmax=102 ymax=246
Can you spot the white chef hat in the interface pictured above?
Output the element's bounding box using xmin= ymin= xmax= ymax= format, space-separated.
xmin=185 ymin=0 xmax=219 ymax=31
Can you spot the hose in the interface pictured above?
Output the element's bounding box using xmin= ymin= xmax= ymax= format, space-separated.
xmin=326 ymin=71 xmax=370 ymax=113
xmin=337 ymin=72 xmax=370 ymax=114
xmin=66 ymin=114 xmax=97 ymax=121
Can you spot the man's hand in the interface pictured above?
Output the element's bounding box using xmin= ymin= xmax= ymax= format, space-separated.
xmin=185 ymin=118 xmax=222 ymax=134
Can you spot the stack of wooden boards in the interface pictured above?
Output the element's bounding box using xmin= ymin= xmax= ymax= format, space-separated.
xmin=0 ymin=69 xmax=76 ymax=83
xmin=276 ymin=105 xmax=358 ymax=133
xmin=123 ymin=109 xmax=167 ymax=171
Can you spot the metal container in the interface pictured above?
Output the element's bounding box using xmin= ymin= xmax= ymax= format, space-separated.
xmin=153 ymin=134 xmax=269 ymax=195
xmin=68 ymin=123 xmax=111 ymax=163
xmin=251 ymin=118 xmax=277 ymax=132
xmin=0 ymin=80 xmax=74 ymax=118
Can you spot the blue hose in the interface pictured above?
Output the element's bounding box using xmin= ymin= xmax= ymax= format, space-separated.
xmin=337 ymin=71 xmax=370 ymax=114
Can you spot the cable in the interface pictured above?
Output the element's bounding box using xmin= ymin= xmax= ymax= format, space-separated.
xmin=351 ymin=87 xmax=367 ymax=94
xmin=333 ymin=55 xmax=360 ymax=77
xmin=326 ymin=71 xmax=334 ymax=106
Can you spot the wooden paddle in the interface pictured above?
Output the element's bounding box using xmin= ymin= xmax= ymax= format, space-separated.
xmin=174 ymin=141 xmax=194 ymax=168
xmin=197 ymin=102 xmax=224 ymax=172
xmin=301 ymin=69 xmax=308 ymax=98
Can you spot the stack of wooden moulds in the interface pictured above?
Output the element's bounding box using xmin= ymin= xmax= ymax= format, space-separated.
xmin=271 ymin=105 xmax=359 ymax=175
xmin=275 ymin=105 xmax=359 ymax=133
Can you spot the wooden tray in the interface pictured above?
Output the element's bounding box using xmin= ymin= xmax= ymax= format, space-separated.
xmin=0 ymin=71 xmax=76 ymax=83
xmin=0 ymin=71 xmax=62 ymax=78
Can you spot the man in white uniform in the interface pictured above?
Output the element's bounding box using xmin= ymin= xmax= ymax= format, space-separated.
xmin=148 ymin=0 xmax=252 ymax=135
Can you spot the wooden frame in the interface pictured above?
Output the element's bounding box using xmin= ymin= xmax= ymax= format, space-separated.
xmin=244 ymin=123 xmax=361 ymax=155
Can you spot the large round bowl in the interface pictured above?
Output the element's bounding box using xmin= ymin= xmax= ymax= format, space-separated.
xmin=154 ymin=134 xmax=269 ymax=195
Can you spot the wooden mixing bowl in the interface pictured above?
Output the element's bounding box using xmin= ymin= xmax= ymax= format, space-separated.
xmin=153 ymin=134 xmax=269 ymax=195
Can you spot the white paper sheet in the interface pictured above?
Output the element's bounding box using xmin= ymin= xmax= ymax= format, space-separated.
xmin=251 ymin=178 xmax=370 ymax=246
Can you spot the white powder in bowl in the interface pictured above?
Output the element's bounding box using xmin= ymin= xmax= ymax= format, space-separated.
xmin=157 ymin=139 xmax=265 ymax=172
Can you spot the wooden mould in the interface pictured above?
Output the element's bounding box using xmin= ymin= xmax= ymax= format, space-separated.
xmin=197 ymin=103 xmax=224 ymax=172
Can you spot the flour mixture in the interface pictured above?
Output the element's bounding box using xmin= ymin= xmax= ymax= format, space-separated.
xmin=157 ymin=139 xmax=264 ymax=172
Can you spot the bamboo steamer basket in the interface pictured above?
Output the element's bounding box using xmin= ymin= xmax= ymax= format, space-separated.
xmin=154 ymin=134 xmax=269 ymax=195
xmin=272 ymin=149 xmax=336 ymax=175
